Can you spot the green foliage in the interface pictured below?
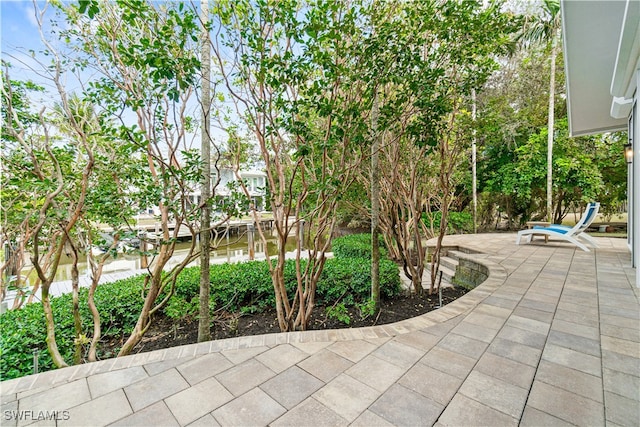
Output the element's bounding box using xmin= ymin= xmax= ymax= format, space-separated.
xmin=168 ymin=257 xmax=401 ymax=316
xmin=509 ymin=118 xmax=604 ymax=222
xmin=164 ymin=296 xmax=199 ymax=320
xmin=325 ymin=234 xmax=401 ymax=306
xmin=0 ymin=275 xmax=146 ymax=380
xmin=326 ymin=303 xmax=350 ymax=325
xmin=331 ymin=233 xmax=387 ymax=259
xmin=0 ymin=238 xmax=401 ymax=379
xmin=423 ymin=211 xmax=474 ymax=234
xmin=0 ymin=301 xmax=47 ymax=380
xmin=356 ymin=298 xmax=377 ymax=321
xmin=318 ymin=258 xmax=400 ymax=306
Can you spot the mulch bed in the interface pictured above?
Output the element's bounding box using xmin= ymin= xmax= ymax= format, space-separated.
xmin=113 ymin=287 xmax=468 ymax=355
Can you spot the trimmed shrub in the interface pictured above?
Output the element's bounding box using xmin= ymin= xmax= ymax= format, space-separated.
xmin=0 ymin=275 xmax=146 ymax=380
xmin=317 ymin=257 xmax=400 ymax=305
xmin=0 ymin=255 xmax=401 ymax=380
xmin=168 ymin=257 xmax=401 ymax=314
xmin=331 ymin=233 xmax=387 ymax=259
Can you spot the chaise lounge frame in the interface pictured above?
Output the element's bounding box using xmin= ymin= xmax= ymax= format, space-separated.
xmin=516 ymin=202 xmax=600 ymax=252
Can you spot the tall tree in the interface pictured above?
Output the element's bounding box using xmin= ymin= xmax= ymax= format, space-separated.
xmin=370 ymin=91 xmax=381 ymax=310
xmin=361 ymin=0 xmax=518 ymax=293
xmin=514 ymin=118 xmax=603 ymax=222
xmin=198 ymin=0 xmax=212 ymax=343
xmin=1 ymin=58 xmax=135 ymax=367
xmin=521 ymin=0 xmax=562 ymax=222
xmin=68 ymin=0 xmax=235 ymax=354
xmin=211 ymin=0 xmax=366 ymax=331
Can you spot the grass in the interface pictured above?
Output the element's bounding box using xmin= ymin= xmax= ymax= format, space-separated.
xmin=559 ymin=212 xmax=627 ymax=238
xmin=588 ymin=232 xmax=627 ymax=238
xmin=561 ymin=212 xmax=628 ymax=226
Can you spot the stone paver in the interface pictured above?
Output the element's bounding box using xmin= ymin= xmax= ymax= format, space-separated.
xmin=487 ymin=336 xmax=543 ymax=367
xmin=260 ymin=366 xmax=324 ymax=410
xmin=527 ymin=380 xmax=605 ymax=425
xmin=110 ymin=401 xmax=179 ymax=427
xmin=398 ymin=362 xmax=463 ymax=406
xmin=211 ymin=388 xmax=286 ymax=426
xmin=344 ymin=354 xmax=405 ymax=392
xmin=124 ymin=368 xmax=189 ymax=412
xmin=520 ymin=406 xmax=574 ymax=426
xmin=61 ymin=389 xmax=131 ymax=426
xmin=254 ymin=344 xmax=308 ymax=373
xmin=215 ymin=359 xmax=275 ymax=397
xmin=270 ymin=398 xmax=348 ymax=426
xmin=535 ymin=359 xmax=603 ymax=403
xmin=541 ymin=343 xmax=602 ymax=377
xmin=474 ymin=351 xmax=536 ymax=390
xmin=438 ymin=393 xmax=519 ymax=427
xmin=175 ymin=352 xmax=233 ymax=385
xmin=297 ymin=349 xmax=354 ymax=382
xmin=369 ymin=384 xmax=443 ymax=426
xmin=458 ymin=371 xmax=529 ymax=419
xmin=87 ymin=366 xmax=148 ymax=398
xmin=312 ymin=374 xmax=379 ymax=422
xmin=164 ymin=376 xmax=233 ymax=425
xmin=2 ymin=235 xmax=638 ymax=427
xmin=17 ymin=379 xmax=91 ymax=418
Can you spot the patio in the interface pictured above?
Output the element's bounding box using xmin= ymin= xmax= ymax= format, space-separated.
xmin=1 ymin=233 xmax=638 ymax=426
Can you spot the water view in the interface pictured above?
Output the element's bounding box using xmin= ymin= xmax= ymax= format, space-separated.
xmin=20 ymin=232 xmax=298 ymax=285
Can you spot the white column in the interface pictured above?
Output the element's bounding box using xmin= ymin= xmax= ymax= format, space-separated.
xmin=634 ymin=69 xmax=639 ymax=288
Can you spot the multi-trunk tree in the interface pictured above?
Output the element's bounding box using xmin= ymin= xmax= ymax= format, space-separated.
xmin=1 ymin=56 xmax=140 ymax=366
xmin=66 ymin=0 xmax=245 ymax=355
xmin=210 ymin=0 xmax=368 ymax=331
xmin=354 ymin=0 xmax=519 ymax=293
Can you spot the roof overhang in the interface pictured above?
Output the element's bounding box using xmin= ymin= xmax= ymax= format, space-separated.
xmin=561 ymin=0 xmax=637 ymax=137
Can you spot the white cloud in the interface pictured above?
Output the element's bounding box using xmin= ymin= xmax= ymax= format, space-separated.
xmin=21 ymin=1 xmax=40 ymax=29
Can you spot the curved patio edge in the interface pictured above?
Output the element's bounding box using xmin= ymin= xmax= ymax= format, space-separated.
xmin=0 ymin=244 xmax=507 ymax=396
xmin=2 ymin=234 xmax=636 ymax=427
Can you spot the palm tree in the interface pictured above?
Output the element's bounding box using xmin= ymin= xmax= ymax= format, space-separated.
xmin=521 ymin=0 xmax=561 ymax=222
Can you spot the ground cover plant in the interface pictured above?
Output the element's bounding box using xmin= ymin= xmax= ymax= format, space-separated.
xmin=0 ymin=252 xmax=402 ymax=380
xmin=0 ymin=233 xmax=477 ymax=381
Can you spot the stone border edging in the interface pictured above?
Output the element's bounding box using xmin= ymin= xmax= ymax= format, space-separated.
xmin=1 ymin=247 xmax=509 ymax=397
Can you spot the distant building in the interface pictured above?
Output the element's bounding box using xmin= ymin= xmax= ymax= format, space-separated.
xmin=188 ymin=168 xmax=267 ymax=212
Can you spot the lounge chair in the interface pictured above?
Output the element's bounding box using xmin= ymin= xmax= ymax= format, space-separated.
xmin=516 ymin=202 xmax=600 ymax=252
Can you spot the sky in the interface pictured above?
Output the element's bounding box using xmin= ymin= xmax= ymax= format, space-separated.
xmin=1 ymin=0 xmax=69 ymax=99
xmin=2 ymin=1 xmax=46 ymax=65
xmin=0 ymin=0 xmax=233 ymax=154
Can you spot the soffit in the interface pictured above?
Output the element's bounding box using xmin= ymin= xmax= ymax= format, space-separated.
xmin=561 ymin=0 xmax=628 ymax=136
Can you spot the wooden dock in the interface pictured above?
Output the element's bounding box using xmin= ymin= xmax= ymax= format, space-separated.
xmin=102 ymin=216 xmax=276 ymax=240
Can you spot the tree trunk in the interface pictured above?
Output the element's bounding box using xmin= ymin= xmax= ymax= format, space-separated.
xmin=87 ymin=262 xmax=104 ymax=362
xmin=472 ymin=88 xmax=478 ymax=233
xmin=371 ymin=90 xmax=381 ymax=310
xmin=68 ymin=242 xmax=83 ymax=365
xmin=42 ymin=284 xmax=69 ymax=369
xmin=546 ymin=30 xmax=558 ymax=222
xmin=198 ymin=0 xmax=212 ymax=343
xmin=118 ymin=213 xmax=175 ymax=356
xmin=117 ymin=274 xmax=162 ymax=356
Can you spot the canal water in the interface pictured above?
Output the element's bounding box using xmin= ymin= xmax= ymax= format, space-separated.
xmin=20 ymin=232 xmax=298 ymax=285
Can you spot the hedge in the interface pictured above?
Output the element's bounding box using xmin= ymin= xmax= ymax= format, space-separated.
xmin=166 ymin=257 xmax=401 ymax=317
xmin=0 ymin=256 xmax=400 ymax=380
xmin=422 ymin=211 xmax=473 ymax=234
xmin=331 ymin=233 xmax=387 ymax=259
xmin=0 ymin=276 xmax=145 ymax=381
